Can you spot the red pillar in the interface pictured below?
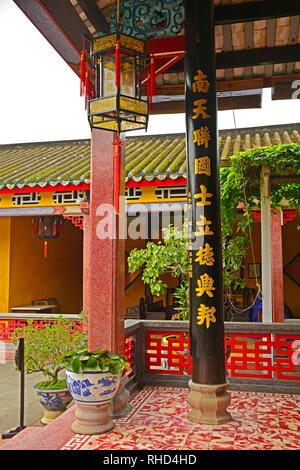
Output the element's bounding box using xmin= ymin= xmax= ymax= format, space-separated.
xmin=82 ymin=213 xmax=90 ymax=323
xmin=271 ymin=209 xmax=284 ymax=322
xmin=84 ymin=128 xmax=125 ymax=354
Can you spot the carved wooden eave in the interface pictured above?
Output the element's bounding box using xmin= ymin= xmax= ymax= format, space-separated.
xmin=12 ymin=0 xmax=300 ymax=113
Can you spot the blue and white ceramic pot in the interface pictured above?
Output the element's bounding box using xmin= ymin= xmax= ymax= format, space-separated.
xmin=33 ymin=385 xmax=73 ymax=425
xmin=66 ymin=370 xmax=122 ymax=405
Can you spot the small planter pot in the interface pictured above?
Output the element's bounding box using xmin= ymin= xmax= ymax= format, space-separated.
xmin=65 ymin=369 xmax=122 ymax=434
xmin=33 ymin=385 xmax=73 ymax=425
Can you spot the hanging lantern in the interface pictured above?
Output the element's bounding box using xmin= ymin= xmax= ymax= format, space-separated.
xmin=32 ymin=216 xmax=64 ymax=258
xmin=86 ymin=32 xmax=149 ymax=134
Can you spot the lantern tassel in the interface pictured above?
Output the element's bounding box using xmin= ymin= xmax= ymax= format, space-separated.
xmin=44 ymin=241 xmax=48 ymax=259
xmin=148 ymin=74 xmax=152 ymax=112
xmin=80 ymin=50 xmax=86 ymax=96
xmin=115 ymin=39 xmax=121 ymax=89
xmin=150 ymin=56 xmax=155 ymax=97
xmin=148 ymin=57 xmax=155 ymax=113
xmin=113 ymin=135 xmax=123 ymax=215
xmin=85 ymin=71 xmax=90 ymax=109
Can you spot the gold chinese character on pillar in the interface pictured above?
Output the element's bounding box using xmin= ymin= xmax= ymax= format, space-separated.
xmin=196 ymin=273 xmax=215 ymax=298
xmin=194 ymin=185 xmax=213 ymax=206
xmin=194 ymin=156 xmax=211 ymax=176
xmin=192 ymin=99 xmax=211 ymax=120
xmin=197 ymin=304 xmax=216 ymax=328
xmin=193 ymin=127 xmax=211 ymax=148
xmin=195 ymin=215 xmax=214 ymax=237
xmin=192 ymin=70 xmax=210 ymax=93
xmin=195 ymin=243 xmax=215 ymax=266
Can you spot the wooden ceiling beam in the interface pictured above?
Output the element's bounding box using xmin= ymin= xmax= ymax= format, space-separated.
xmin=217 ymin=44 xmax=300 ymax=69
xmin=215 ymin=0 xmax=300 ymax=25
xmin=149 ymin=94 xmax=261 ymax=115
xmin=76 ymin=0 xmax=110 ymax=34
xmin=13 ymin=0 xmax=89 ymax=64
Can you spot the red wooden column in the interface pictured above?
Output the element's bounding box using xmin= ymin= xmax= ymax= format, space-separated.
xmin=271 ymin=209 xmax=284 ymax=323
xmin=84 ymin=128 xmax=125 ymax=355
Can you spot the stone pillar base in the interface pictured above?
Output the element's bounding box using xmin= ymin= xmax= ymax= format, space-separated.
xmin=40 ymin=409 xmax=66 ymax=425
xmin=111 ymin=375 xmax=132 ymax=419
xmin=71 ymin=403 xmax=114 ymax=435
xmin=188 ymin=380 xmax=231 ymax=425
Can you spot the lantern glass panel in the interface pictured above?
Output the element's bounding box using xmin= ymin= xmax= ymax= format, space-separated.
xmin=121 ymin=55 xmax=135 ymax=98
xmin=103 ymin=53 xmax=117 ymax=97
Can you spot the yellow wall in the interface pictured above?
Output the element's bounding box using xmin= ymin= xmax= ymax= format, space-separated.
xmin=124 ymin=213 xmax=183 ymax=311
xmin=0 ymin=218 xmax=11 ymax=312
xmin=8 ymin=217 xmax=83 ymax=313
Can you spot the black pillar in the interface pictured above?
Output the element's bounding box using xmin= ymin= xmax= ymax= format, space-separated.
xmin=184 ymin=0 xmax=226 ymax=386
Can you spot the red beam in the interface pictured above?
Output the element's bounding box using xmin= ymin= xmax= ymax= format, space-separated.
xmin=0 ymin=177 xmax=188 ymax=195
xmin=126 ymin=176 xmax=187 ymax=188
xmin=147 ymin=36 xmax=185 ymax=56
xmin=142 ymin=36 xmax=185 ymax=85
xmin=0 ymin=183 xmax=90 ymax=194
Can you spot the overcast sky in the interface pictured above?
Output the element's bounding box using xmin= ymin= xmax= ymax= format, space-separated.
xmin=0 ymin=0 xmax=299 ymax=145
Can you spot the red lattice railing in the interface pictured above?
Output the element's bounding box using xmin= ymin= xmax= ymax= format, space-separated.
xmin=146 ymin=330 xmax=300 ymax=381
xmin=0 ymin=317 xmax=136 ymax=376
xmin=124 ymin=335 xmax=135 ymax=376
xmin=0 ymin=318 xmax=83 ymax=343
xmin=1 ymin=318 xmax=299 ymax=383
xmin=146 ymin=331 xmax=191 ymax=375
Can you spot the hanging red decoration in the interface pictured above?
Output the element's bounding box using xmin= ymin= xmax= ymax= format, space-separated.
xmin=148 ymin=56 xmax=156 ymax=112
xmin=113 ymin=135 xmax=123 ymax=215
xmin=150 ymin=56 xmax=156 ymax=98
xmin=148 ymin=74 xmax=152 ymax=112
xmin=85 ymin=71 xmax=90 ymax=109
xmin=80 ymin=50 xmax=87 ymax=97
xmin=115 ymin=39 xmax=121 ymax=89
xmin=31 ymin=216 xmax=64 ymax=259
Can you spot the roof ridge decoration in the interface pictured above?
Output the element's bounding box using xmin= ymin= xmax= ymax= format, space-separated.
xmin=106 ymin=0 xmax=184 ymax=40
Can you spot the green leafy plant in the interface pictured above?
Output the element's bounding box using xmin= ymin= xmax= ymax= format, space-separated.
xmin=127 ymin=224 xmax=188 ymax=297
xmin=128 ymin=143 xmax=300 ymax=321
xmin=11 ymin=316 xmax=86 ymax=389
xmin=62 ymin=348 xmax=130 ymax=376
xmin=171 ymin=280 xmax=189 ymax=321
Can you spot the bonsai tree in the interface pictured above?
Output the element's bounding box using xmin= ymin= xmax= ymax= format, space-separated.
xmin=11 ymin=316 xmax=86 ymax=389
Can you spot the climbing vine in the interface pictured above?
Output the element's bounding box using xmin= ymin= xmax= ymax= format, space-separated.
xmin=128 ymin=143 xmax=300 ymax=320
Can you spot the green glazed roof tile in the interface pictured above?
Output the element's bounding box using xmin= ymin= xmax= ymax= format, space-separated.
xmin=0 ymin=122 xmax=299 ymax=189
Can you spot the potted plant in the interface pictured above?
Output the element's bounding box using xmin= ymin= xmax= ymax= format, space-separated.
xmin=11 ymin=316 xmax=86 ymax=425
xmin=62 ymin=347 xmax=130 ymax=434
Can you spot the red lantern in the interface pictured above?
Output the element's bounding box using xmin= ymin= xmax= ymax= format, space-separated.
xmin=32 ymin=216 xmax=64 ymax=258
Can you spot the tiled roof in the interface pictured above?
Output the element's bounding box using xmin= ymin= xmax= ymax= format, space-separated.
xmin=0 ymin=140 xmax=91 ymax=190
xmin=0 ymin=123 xmax=299 ymax=189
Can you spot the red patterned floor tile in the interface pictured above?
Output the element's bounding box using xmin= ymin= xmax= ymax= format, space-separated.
xmin=61 ymin=387 xmax=300 ymax=451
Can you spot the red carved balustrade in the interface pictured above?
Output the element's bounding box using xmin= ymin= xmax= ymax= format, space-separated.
xmin=1 ymin=318 xmax=299 ymax=385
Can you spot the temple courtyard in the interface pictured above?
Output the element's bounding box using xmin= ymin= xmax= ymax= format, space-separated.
xmin=1 ymin=379 xmax=299 ymax=451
